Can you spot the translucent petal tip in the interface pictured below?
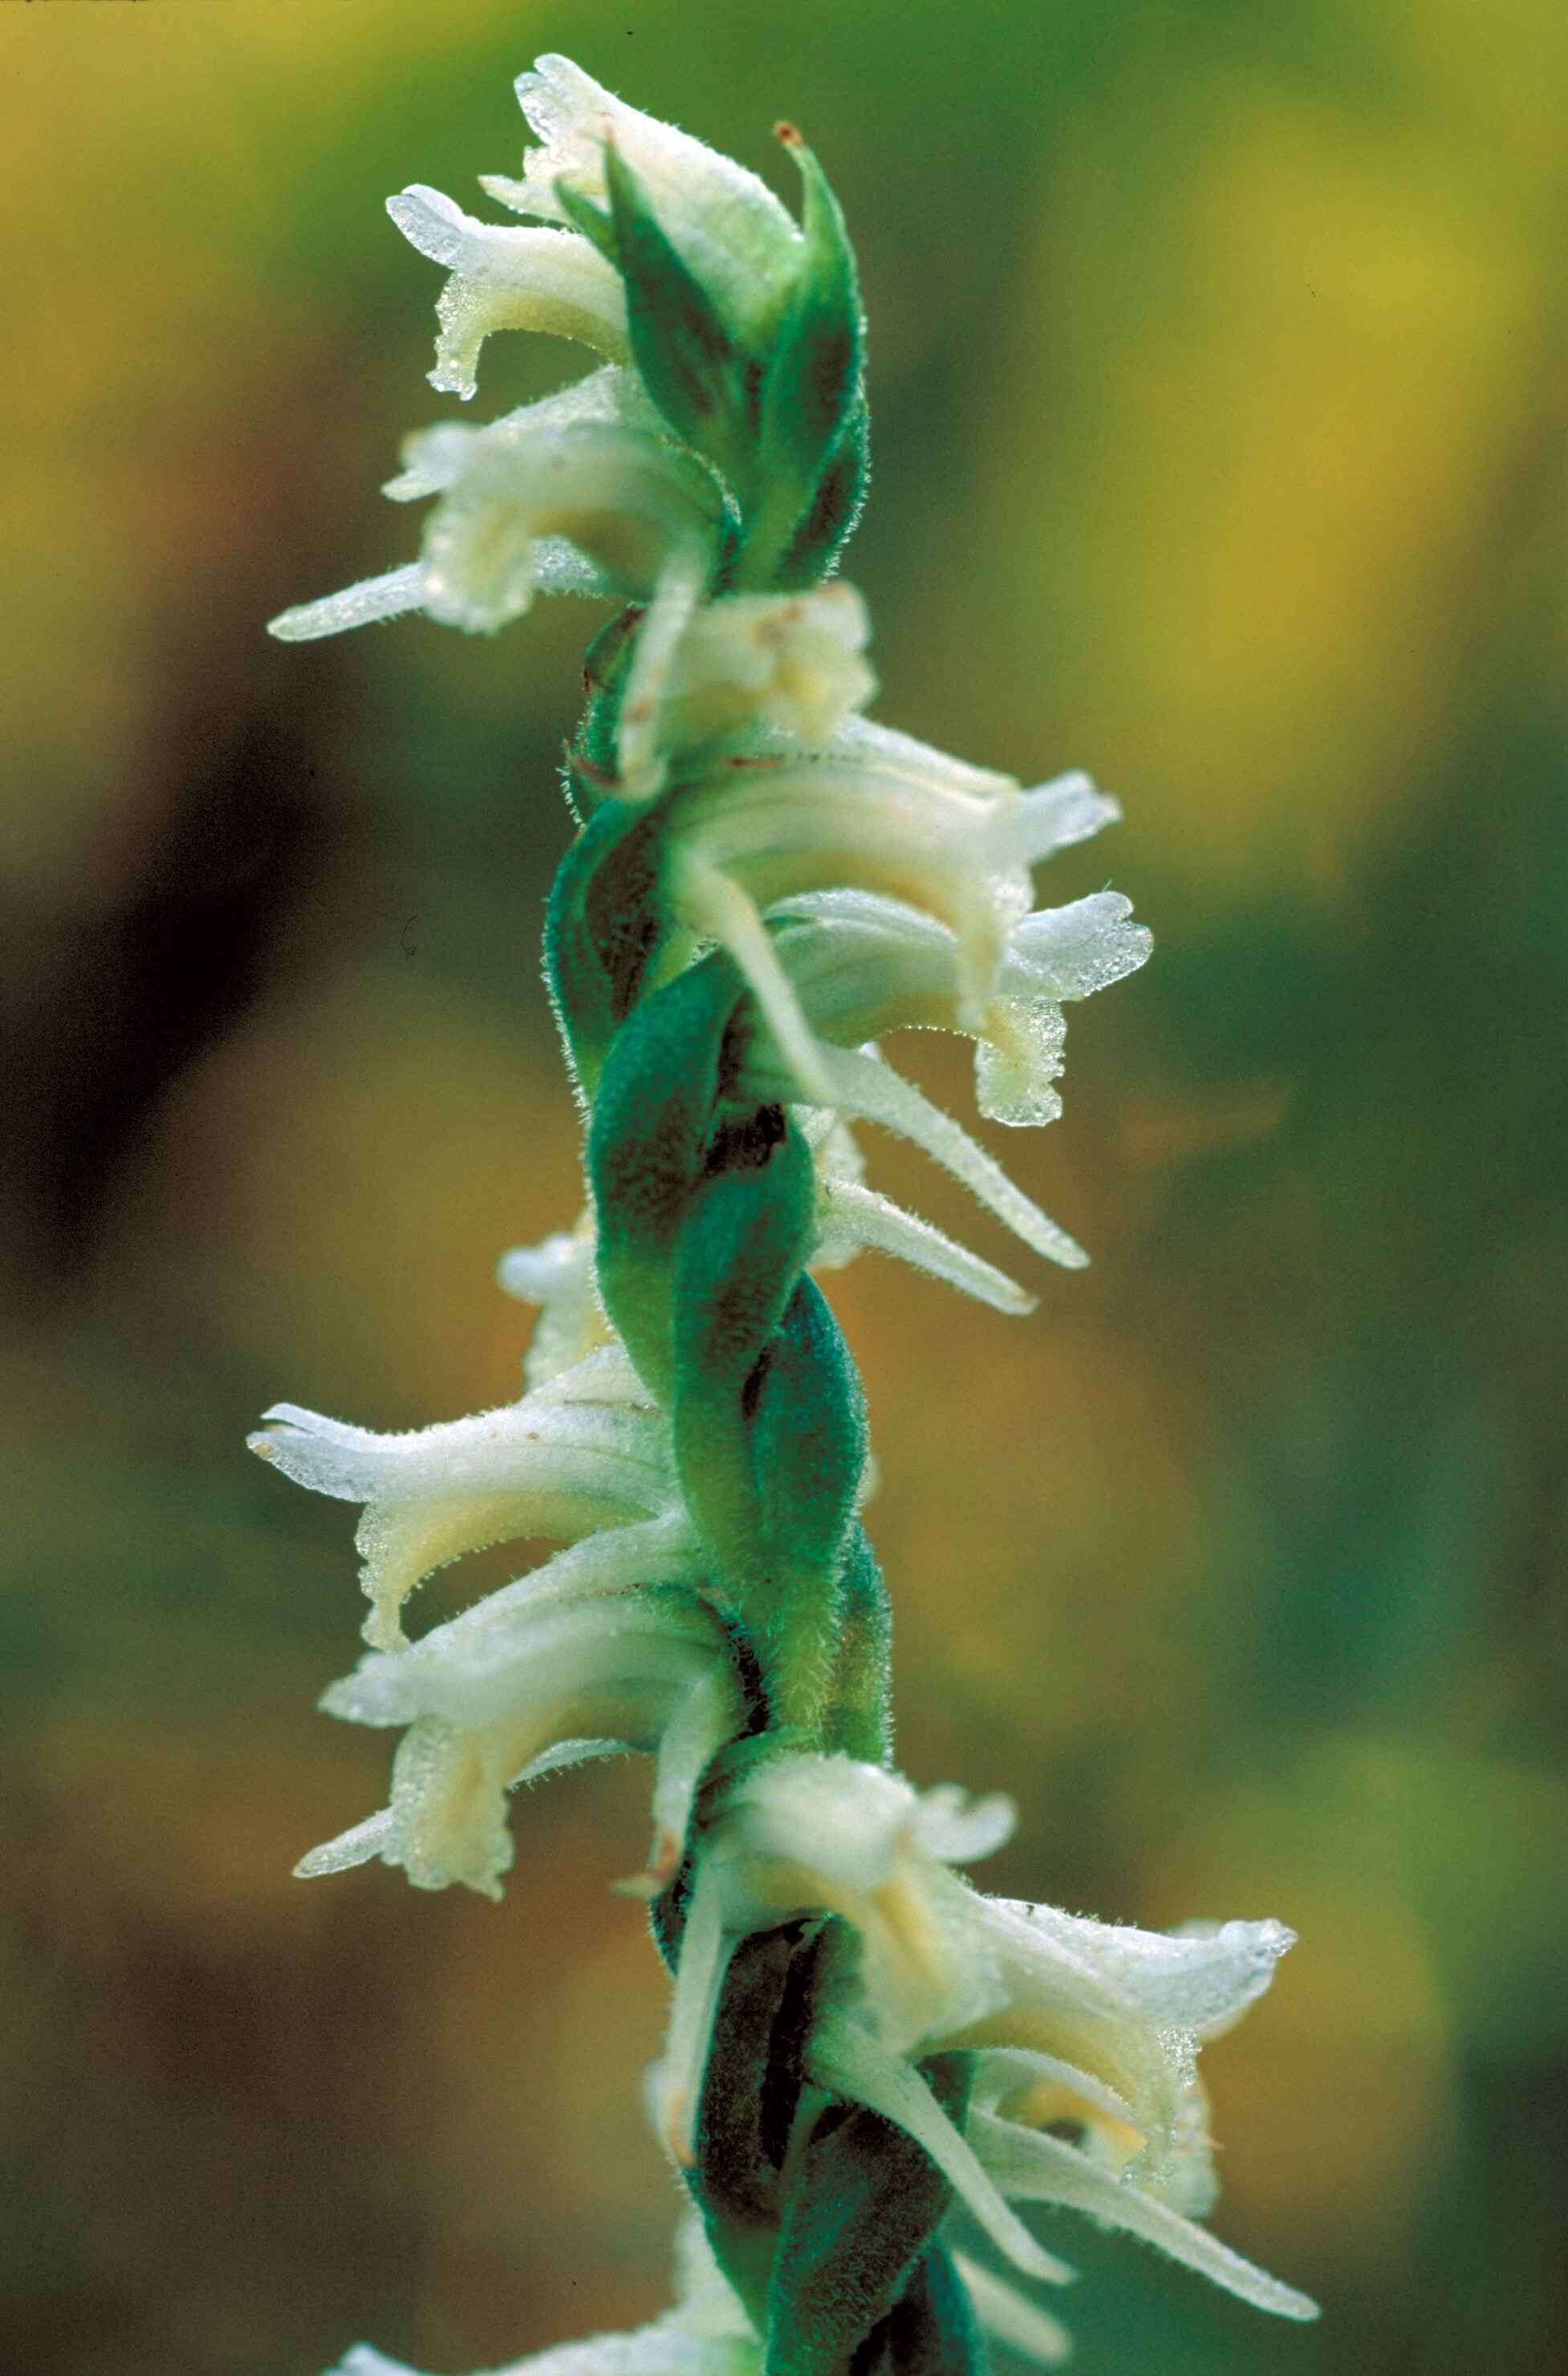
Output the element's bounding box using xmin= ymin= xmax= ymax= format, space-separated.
xmin=386 ymin=185 xmax=466 ymax=266
xmin=294 ymin=1808 xmax=396 ymax=1879
xmin=267 ymin=565 xmax=425 ymax=642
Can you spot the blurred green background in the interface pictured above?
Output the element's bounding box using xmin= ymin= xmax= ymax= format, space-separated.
xmin=4 ymin=2 xmax=1566 ymax=2371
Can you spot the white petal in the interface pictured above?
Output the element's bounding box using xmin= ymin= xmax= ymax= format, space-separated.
xmin=497 ymin=1224 xmax=609 ymax=1387
xmin=969 ymin=2045 xmax=1143 ymax=2139
xmin=387 ymin=183 xmax=499 ymax=267
xmin=295 ymin=1807 xmax=400 ymax=1880
xmin=500 ymin=55 xmax=798 ymax=332
xmin=384 ymin=370 xmax=641 ymax=502
xmin=912 ymin=1785 xmax=1018 ymax=1865
xmin=818 ymin=717 xmax=1018 ymax=798
xmin=250 ymin=1392 xmax=676 ymax=1649
xmin=419 ymin=430 xmax=723 ymax=634
xmin=497 ymin=1226 xmax=591 ymax=1302
xmin=723 ymin=1754 xmax=915 ymax=1891
xmin=267 ymin=564 xmax=425 ymax=643
xmin=1023 ymin=1911 xmax=1297 ymax=2034
xmin=814 ymin=1046 xmax=1089 ymax=1270
xmin=776 ymin=890 xmax=958 ymax=1044
xmin=321 ymin=1562 xmax=717 ymax=1731
xmin=358 ymin=1594 xmax=739 ymax=1902
xmin=656 ymin=587 xmax=875 ymax=755
xmin=386 ymin=188 xmax=628 ymax=399
xmin=813 ymin=1176 xmax=1037 ymax=1318
xmin=806 ymin=2014 xmax=1076 ymax=2288
xmin=985 ymin=776 xmax=1121 ymax=869
xmin=974 ymin=1001 xmax=1066 ymax=1130
xmin=971 ymin=2111 xmax=1318 ymax=2321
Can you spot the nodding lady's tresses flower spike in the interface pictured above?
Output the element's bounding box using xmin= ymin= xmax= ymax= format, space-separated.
xmin=263 ymin=51 xmax=1315 ymax=2376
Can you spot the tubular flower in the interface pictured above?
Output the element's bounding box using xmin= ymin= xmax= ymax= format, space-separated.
xmin=298 ymin=1589 xmax=742 ymax=1902
xmin=655 ymin=1755 xmax=1018 ymax=2165
xmin=249 ymin=1344 xmax=687 ymax=1650
xmin=270 ymin=409 xmax=730 ymax=643
xmin=660 ymin=718 xmax=1118 ymax=1054
xmin=648 ymin=719 xmax=1140 ymax=1257
xmin=656 ymin=1754 xmax=1318 ymax=2354
xmin=616 ymin=580 xmax=876 ymax=797
xmin=388 ymin=183 xmax=631 ymax=400
xmin=479 ymin=55 xmax=802 ymax=344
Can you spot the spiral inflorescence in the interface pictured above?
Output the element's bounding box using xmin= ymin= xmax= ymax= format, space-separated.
xmin=260 ymin=55 xmax=1316 ymax=2376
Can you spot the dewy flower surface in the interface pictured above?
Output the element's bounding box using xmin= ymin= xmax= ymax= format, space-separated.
xmin=258 ymin=51 xmax=1316 ymax=2376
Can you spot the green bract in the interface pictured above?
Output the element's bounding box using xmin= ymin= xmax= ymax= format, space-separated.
xmin=259 ymin=52 xmax=1316 ymax=2376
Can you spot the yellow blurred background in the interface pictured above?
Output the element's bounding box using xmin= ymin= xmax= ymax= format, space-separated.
xmin=4 ymin=3 xmax=1566 ymax=2372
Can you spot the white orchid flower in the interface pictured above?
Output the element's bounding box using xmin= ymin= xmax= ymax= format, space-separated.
xmin=616 ymin=578 xmax=876 ymax=797
xmin=647 ymin=1753 xmax=1315 ymax=2350
xmin=481 ymin=55 xmax=802 ymax=341
xmin=652 ymin=1753 xmax=1016 ymax=2168
xmin=299 ymin=1587 xmax=740 ymax=1902
xmin=377 ymin=366 xmax=656 ymax=501
xmin=249 ymin=1345 xmax=684 ymax=1650
xmin=386 ymin=184 xmax=630 ymax=401
xmin=802 ymin=1879 xmax=1319 ymax=2347
xmin=658 ymin=717 xmax=1118 ymax=1160
xmin=632 ymin=720 xmax=1144 ymax=1273
xmin=331 ymin=2212 xmax=759 ymax=2375
xmin=663 ymin=718 xmax=1113 ymax=1038
xmin=269 ymin=404 xmax=728 ymax=643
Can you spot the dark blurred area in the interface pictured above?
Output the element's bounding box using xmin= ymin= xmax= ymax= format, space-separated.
xmin=4 ymin=3 xmax=1566 ymax=2372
